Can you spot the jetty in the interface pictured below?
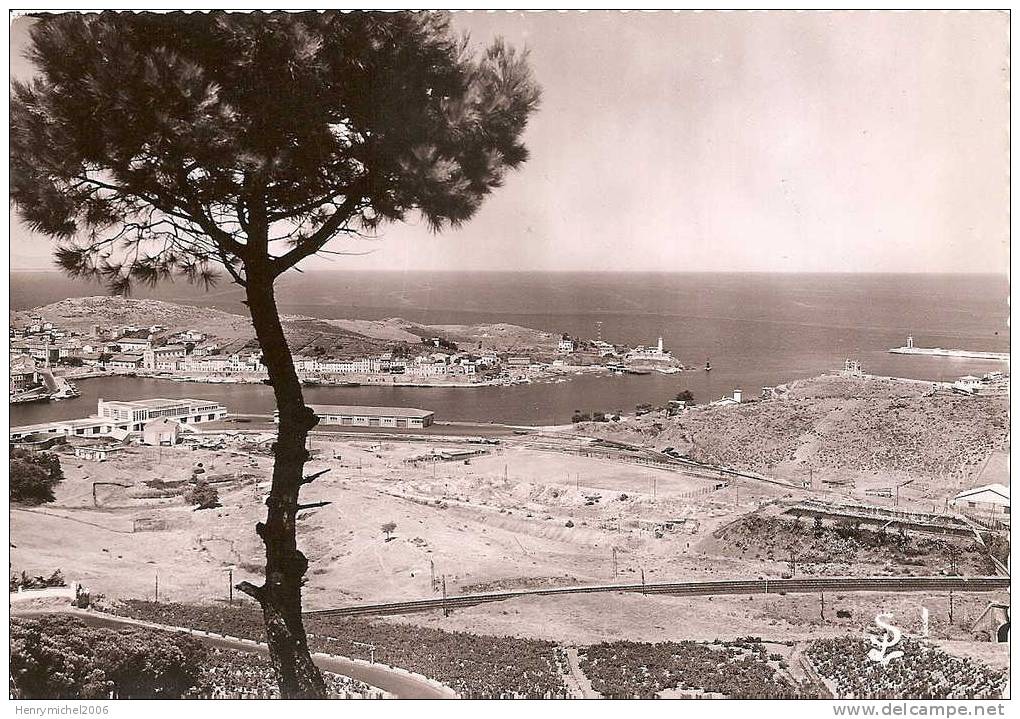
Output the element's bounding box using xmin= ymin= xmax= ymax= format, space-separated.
xmin=889 ymin=336 xmax=1008 ymax=362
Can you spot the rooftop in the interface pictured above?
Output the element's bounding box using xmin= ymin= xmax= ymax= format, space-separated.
xmin=306 ymin=404 xmax=434 ymax=419
xmin=953 ymin=483 xmax=1010 ymax=503
xmin=102 ymin=397 xmax=222 ymax=409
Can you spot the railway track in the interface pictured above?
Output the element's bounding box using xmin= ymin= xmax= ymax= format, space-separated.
xmin=307 ymin=575 xmax=1010 ymax=618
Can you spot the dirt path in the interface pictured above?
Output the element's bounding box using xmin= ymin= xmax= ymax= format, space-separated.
xmin=564 ymin=647 xmax=600 ymax=699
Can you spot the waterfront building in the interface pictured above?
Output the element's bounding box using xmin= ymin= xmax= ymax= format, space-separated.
xmin=98 ymin=397 xmax=227 ymax=428
xmin=179 ymin=356 xmax=232 ymax=373
xmin=407 ymin=359 xmax=448 ymax=378
xmin=10 ymin=355 xmax=40 ymax=392
xmin=952 ymin=375 xmax=983 ymax=393
xmin=276 ymin=404 xmax=435 ymax=429
xmin=557 ymin=337 xmax=575 ymax=353
xmin=11 ymin=397 xmax=226 ymax=440
xmin=314 ymin=357 xmax=381 ymax=374
xmin=711 ymin=389 xmax=743 ymax=406
xmin=143 ymin=345 xmax=187 ymax=370
xmin=105 ymin=353 xmax=144 ymax=369
xmin=626 ymin=336 xmax=672 ymax=363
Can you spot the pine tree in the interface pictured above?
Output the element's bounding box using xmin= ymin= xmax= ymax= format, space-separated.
xmin=11 ymin=11 xmax=539 ymax=697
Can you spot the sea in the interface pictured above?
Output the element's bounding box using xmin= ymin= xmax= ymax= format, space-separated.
xmin=9 ymin=271 xmax=1010 ymax=427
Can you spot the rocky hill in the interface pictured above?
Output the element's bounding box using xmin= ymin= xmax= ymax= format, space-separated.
xmin=576 ymin=373 xmax=1009 ymax=499
xmin=14 ymin=296 xmax=558 ymax=359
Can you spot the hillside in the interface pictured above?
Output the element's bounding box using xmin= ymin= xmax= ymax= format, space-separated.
xmin=576 ymin=373 xmax=1008 ymax=502
xmin=14 ymin=296 xmax=558 ymax=359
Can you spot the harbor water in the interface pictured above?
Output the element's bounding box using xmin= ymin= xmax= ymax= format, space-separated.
xmin=10 ymin=271 xmax=1009 ymax=427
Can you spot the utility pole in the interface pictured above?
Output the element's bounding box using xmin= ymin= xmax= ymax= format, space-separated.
xmin=430 ymin=559 xmax=435 ymax=591
xmin=612 ymin=547 xmax=618 ymax=580
xmin=442 ymin=576 xmax=449 ymax=617
xmin=227 ymin=567 xmax=234 ymax=606
xmin=820 ymin=591 xmax=825 ymax=620
xmin=949 ymin=591 xmax=955 ymax=625
xmin=154 ymin=572 xmax=159 ymax=603
xmin=640 ymin=567 xmax=646 ymax=595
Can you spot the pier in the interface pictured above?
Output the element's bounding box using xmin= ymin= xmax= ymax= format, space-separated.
xmin=889 ymin=335 xmax=1009 ymax=361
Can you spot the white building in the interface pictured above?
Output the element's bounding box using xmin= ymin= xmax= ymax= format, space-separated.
xmin=711 ymin=389 xmax=743 ymax=407
xmin=142 ymin=417 xmax=182 ymax=446
xmin=179 ymin=356 xmax=232 ymax=373
xmin=106 ymin=353 xmax=144 ymax=370
xmin=557 ymin=337 xmax=575 ymax=354
xmin=143 ymin=345 xmax=187 ymax=370
xmin=626 ymin=337 xmax=672 ymax=362
xmin=11 ymin=397 xmax=225 ymax=440
xmin=951 ymin=483 xmax=1010 ymax=519
xmin=953 ymin=375 xmax=983 ymax=393
xmin=315 ymin=357 xmax=380 ymax=374
xmin=117 ymin=336 xmax=152 ymax=352
xmin=98 ymin=397 xmax=227 ymax=430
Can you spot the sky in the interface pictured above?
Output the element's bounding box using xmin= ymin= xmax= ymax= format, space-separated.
xmin=9 ymin=11 xmax=1010 ymax=274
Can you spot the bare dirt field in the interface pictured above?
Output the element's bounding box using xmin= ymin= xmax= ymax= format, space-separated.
xmin=10 ymin=376 xmax=1008 ymax=664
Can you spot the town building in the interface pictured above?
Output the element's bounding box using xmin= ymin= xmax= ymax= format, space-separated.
xmin=277 ymin=404 xmax=434 ymax=429
xmin=10 ymin=355 xmax=40 ymax=392
xmin=116 ymin=336 xmax=152 ymax=352
xmin=73 ymin=444 xmax=125 ymax=462
xmin=106 ymin=353 xmax=144 ymax=370
xmin=178 ymin=356 xmax=232 ymax=373
xmin=143 ymin=345 xmax=187 ymax=370
xmin=142 ymin=417 xmax=182 ymax=446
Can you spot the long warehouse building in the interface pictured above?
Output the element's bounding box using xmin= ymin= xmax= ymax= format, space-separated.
xmin=275 ymin=404 xmax=435 ymax=429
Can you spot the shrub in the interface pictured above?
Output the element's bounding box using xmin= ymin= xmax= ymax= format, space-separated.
xmin=185 ymin=480 xmax=220 ymax=510
xmin=10 ymin=449 xmax=63 ymax=505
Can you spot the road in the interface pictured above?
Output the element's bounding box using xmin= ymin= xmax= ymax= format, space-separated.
xmin=306 ymin=575 xmax=1011 ymax=618
xmin=12 ymin=608 xmax=454 ymax=699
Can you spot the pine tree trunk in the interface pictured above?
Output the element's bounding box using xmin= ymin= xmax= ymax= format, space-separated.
xmin=239 ymin=270 xmax=327 ymax=699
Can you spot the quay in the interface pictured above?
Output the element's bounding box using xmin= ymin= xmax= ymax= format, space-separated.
xmin=889 ymin=335 xmax=1008 ymax=362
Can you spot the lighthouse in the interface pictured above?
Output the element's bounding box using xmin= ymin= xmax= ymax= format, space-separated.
xmin=657 ymin=337 xmax=664 ymax=353
xmin=907 ymin=335 xmax=914 ymax=349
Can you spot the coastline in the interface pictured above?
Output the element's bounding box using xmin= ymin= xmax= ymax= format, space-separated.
xmin=130 ymin=364 xmax=617 ymax=389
